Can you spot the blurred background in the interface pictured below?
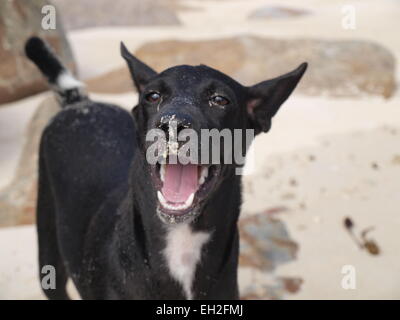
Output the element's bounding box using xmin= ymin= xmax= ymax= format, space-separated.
xmin=0 ymin=0 xmax=399 ymax=299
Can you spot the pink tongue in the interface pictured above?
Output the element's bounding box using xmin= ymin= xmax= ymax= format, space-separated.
xmin=161 ymin=164 xmax=198 ymax=203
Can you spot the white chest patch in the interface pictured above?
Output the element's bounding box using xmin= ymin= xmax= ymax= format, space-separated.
xmin=163 ymin=224 xmax=210 ymax=300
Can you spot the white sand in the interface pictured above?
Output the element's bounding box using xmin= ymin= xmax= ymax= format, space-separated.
xmin=1 ymin=0 xmax=399 ymax=299
xmin=0 ymin=225 xmax=41 ymax=299
xmin=243 ymin=96 xmax=400 ymax=299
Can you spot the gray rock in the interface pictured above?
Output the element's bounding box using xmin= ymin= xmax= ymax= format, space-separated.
xmin=239 ymin=210 xmax=298 ymax=271
xmin=0 ymin=0 xmax=75 ymax=104
xmin=238 ymin=209 xmax=301 ymax=300
xmin=52 ymin=0 xmax=181 ymax=30
xmin=248 ymin=6 xmax=311 ymax=19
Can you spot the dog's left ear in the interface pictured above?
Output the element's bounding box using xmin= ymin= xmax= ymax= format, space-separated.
xmin=246 ymin=62 xmax=307 ymax=134
xmin=120 ymin=42 xmax=157 ymax=93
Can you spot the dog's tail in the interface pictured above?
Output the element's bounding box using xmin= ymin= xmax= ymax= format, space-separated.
xmin=25 ymin=36 xmax=87 ymax=108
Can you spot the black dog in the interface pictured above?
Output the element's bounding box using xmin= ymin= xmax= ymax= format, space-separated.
xmin=25 ymin=36 xmax=306 ymax=300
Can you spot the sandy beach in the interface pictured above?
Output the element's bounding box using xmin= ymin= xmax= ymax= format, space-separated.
xmin=0 ymin=0 xmax=399 ymax=299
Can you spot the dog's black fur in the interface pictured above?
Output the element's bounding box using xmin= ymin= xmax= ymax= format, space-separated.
xmin=26 ymin=37 xmax=307 ymax=300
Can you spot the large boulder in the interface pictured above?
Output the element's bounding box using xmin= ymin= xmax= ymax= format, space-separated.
xmin=52 ymin=0 xmax=181 ymax=30
xmin=0 ymin=96 xmax=60 ymax=226
xmin=0 ymin=0 xmax=75 ymax=104
xmin=88 ymin=35 xmax=396 ymax=99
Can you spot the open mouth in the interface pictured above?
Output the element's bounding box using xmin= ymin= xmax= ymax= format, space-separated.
xmin=153 ymin=162 xmax=221 ymax=222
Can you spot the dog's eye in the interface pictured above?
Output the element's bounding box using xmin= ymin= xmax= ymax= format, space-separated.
xmin=210 ymin=95 xmax=229 ymax=107
xmin=145 ymin=92 xmax=161 ymax=103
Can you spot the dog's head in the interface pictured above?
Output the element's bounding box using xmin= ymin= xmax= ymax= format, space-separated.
xmin=121 ymin=42 xmax=307 ymax=224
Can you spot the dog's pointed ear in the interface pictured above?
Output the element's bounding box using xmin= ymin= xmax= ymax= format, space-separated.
xmin=246 ymin=62 xmax=307 ymax=134
xmin=120 ymin=41 xmax=157 ymax=93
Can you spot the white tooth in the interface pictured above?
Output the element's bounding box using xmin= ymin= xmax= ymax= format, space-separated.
xmin=199 ymin=176 xmax=205 ymax=185
xmin=202 ymin=166 xmax=209 ymax=178
xmin=185 ymin=193 xmax=195 ymax=207
xmin=160 ymin=164 xmax=165 ymax=182
xmin=199 ymin=167 xmax=208 ymax=185
xmin=157 ymin=191 xmax=167 ymax=206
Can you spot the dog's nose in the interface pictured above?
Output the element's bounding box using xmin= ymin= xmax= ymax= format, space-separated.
xmin=156 ymin=112 xmax=193 ymax=138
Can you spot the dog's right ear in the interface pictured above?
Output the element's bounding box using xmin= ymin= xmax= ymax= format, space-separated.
xmin=120 ymin=42 xmax=157 ymax=93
